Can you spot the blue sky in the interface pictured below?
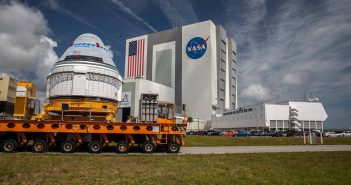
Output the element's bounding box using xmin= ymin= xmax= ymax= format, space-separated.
xmin=0 ymin=0 xmax=350 ymax=128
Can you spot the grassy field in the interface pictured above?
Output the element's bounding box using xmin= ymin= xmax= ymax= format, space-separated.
xmin=183 ymin=136 xmax=351 ymax=146
xmin=0 ymin=152 xmax=350 ymax=184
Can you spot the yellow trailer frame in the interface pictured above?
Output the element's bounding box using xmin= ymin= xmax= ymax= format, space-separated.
xmin=0 ymin=119 xmax=186 ymax=154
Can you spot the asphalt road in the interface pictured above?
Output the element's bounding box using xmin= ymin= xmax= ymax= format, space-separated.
xmin=179 ymin=145 xmax=351 ymax=154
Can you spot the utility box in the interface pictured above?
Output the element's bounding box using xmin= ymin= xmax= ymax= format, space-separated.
xmin=140 ymin=94 xmax=158 ymax=123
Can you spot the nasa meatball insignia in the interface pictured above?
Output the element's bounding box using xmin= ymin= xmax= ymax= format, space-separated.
xmin=186 ymin=36 xmax=209 ymax=59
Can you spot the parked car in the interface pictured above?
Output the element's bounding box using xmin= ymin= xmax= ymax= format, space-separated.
xmin=235 ymin=131 xmax=251 ymax=137
xmin=286 ymin=131 xmax=303 ymax=137
xmin=323 ymin=132 xmax=343 ymax=137
xmin=224 ymin=131 xmax=236 ymax=137
xmin=271 ymin=130 xmax=284 ymax=137
xmin=186 ymin=131 xmax=193 ymax=135
xmin=271 ymin=131 xmax=288 ymax=137
xmin=250 ymin=130 xmax=263 ymax=136
xmin=207 ymin=130 xmax=222 ymax=136
xmin=192 ymin=130 xmax=207 ymax=136
xmin=257 ymin=131 xmax=270 ymax=136
xmin=343 ymin=131 xmax=351 ymax=137
xmin=219 ymin=131 xmax=227 ymax=136
xmin=312 ymin=131 xmax=322 ymax=137
xmin=262 ymin=131 xmax=275 ymax=137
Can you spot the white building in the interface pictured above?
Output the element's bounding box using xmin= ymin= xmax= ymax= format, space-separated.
xmin=211 ymin=101 xmax=328 ymax=131
xmin=119 ymin=20 xmax=237 ymax=123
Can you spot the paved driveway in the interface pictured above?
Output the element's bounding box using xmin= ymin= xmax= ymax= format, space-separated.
xmin=179 ymin=145 xmax=351 ymax=154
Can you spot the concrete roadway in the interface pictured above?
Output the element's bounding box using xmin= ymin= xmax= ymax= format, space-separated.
xmin=179 ymin=145 xmax=351 ymax=154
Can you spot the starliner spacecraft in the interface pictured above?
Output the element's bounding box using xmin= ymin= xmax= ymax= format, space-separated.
xmin=37 ymin=33 xmax=123 ymax=121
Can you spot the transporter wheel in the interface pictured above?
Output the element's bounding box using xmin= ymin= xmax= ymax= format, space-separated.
xmin=142 ymin=141 xmax=155 ymax=153
xmin=1 ymin=139 xmax=18 ymax=153
xmin=88 ymin=141 xmax=102 ymax=153
xmin=116 ymin=141 xmax=129 ymax=154
xmin=167 ymin=142 xmax=180 ymax=153
xmin=61 ymin=141 xmax=76 ymax=153
xmin=32 ymin=140 xmax=48 ymax=153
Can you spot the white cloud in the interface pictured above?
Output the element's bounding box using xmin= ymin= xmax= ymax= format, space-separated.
xmin=281 ymin=73 xmax=302 ymax=85
xmin=110 ymin=0 xmax=157 ymax=32
xmin=0 ymin=1 xmax=58 ymax=91
xmin=224 ymin=0 xmax=351 ymax=107
xmin=241 ymin=84 xmax=271 ymax=102
xmin=158 ymin=0 xmax=198 ymax=27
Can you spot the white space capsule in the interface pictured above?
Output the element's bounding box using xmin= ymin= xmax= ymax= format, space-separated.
xmin=47 ymin=33 xmax=123 ymax=101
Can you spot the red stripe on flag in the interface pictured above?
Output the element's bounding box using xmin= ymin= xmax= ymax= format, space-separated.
xmin=141 ymin=39 xmax=144 ymax=76
xmin=137 ymin=40 xmax=140 ymax=77
xmin=131 ymin=56 xmax=134 ymax=77
xmin=133 ymin=54 xmax=136 ymax=77
xmin=132 ymin=55 xmax=135 ymax=77
xmin=139 ymin=40 xmax=142 ymax=76
xmin=127 ymin=56 xmax=130 ymax=78
xmin=139 ymin=40 xmax=141 ymax=76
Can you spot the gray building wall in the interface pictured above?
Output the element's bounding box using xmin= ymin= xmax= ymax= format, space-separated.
xmin=146 ymin=28 xmax=183 ymax=113
xmin=216 ymin=26 xmax=237 ymax=113
xmin=121 ymin=81 xmax=136 ymax=114
xmin=230 ymin=39 xmax=237 ymax=109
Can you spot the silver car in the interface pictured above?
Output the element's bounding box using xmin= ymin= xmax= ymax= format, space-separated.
xmin=323 ymin=132 xmax=343 ymax=137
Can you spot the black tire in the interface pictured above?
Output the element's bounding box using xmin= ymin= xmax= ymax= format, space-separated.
xmin=142 ymin=141 xmax=155 ymax=153
xmin=61 ymin=140 xmax=76 ymax=153
xmin=88 ymin=141 xmax=102 ymax=153
xmin=32 ymin=139 xmax=48 ymax=153
xmin=116 ymin=141 xmax=129 ymax=153
xmin=1 ymin=139 xmax=18 ymax=153
xmin=167 ymin=142 xmax=180 ymax=153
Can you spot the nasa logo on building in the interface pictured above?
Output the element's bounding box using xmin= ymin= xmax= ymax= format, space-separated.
xmin=186 ymin=36 xmax=209 ymax=59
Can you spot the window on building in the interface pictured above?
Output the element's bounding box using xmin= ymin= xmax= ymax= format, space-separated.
xmin=221 ymin=40 xmax=226 ymax=45
xmin=155 ymin=49 xmax=172 ymax=87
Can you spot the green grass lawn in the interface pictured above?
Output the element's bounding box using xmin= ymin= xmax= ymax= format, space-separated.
xmin=183 ymin=136 xmax=351 ymax=146
xmin=0 ymin=152 xmax=350 ymax=184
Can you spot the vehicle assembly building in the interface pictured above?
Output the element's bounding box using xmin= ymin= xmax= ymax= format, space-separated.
xmin=211 ymin=101 xmax=328 ymax=131
xmin=120 ymin=20 xmax=238 ymax=123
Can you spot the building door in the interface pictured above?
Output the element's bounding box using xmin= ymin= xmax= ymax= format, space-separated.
xmin=122 ymin=108 xmax=130 ymax=122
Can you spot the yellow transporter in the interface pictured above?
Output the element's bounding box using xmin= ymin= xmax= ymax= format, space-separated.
xmin=0 ymin=99 xmax=187 ymax=154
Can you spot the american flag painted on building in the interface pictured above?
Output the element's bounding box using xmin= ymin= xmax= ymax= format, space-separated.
xmin=128 ymin=39 xmax=145 ymax=78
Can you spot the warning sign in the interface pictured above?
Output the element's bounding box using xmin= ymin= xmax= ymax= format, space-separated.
xmin=119 ymin=92 xmax=131 ymax=108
